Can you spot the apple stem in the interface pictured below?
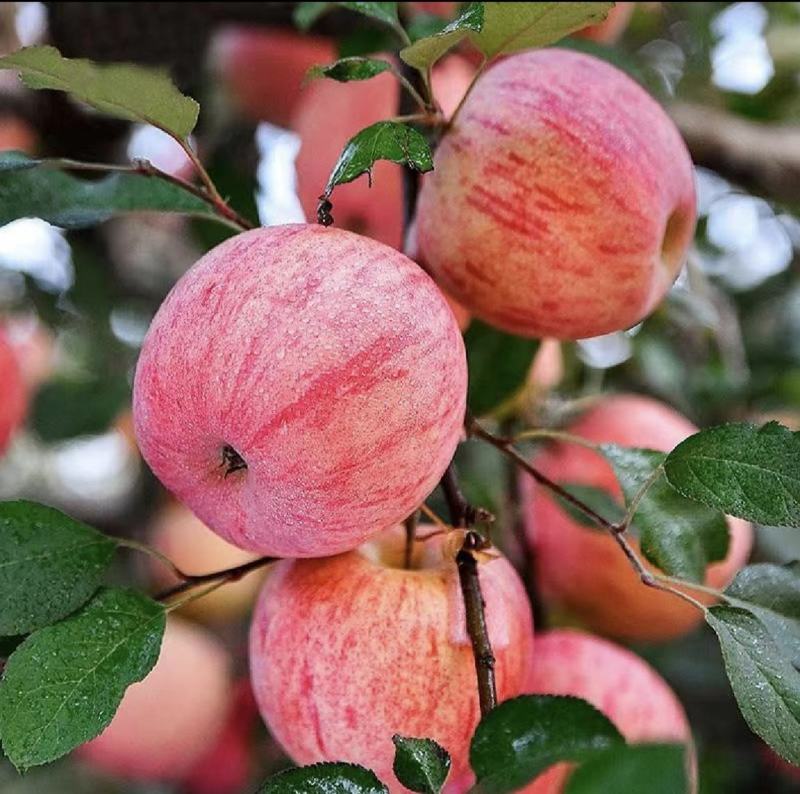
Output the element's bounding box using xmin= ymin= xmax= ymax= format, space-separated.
xmin=403 ymin=511 xmax=419 ymax=569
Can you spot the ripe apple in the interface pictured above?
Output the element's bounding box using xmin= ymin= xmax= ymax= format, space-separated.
xmin=528 ymin=339 xmax=564 ymax=393
xmin=210 ymin=26 xmax=336 ymax=128
xmin=249 ymin=524 xmax=534 ymax=791
xmin=293 ymin=55 xmax=474 ymax=249
xmin=520 ymin=394 xmax=753 ymax=642
xmin=147 ymin=501 xmax=266 ymax=623
xmin=133 ymin=224 xmax=467 ymax=558
xmin=416 ymin=48 xmax=696 ymax=339
xmin=575 ymin=2 xmax=635 ymax=43
xmin=523 ymin=629 xmax=694 ymax=792
xmin=0 ymin=115 xmax=36 ymax=154
xmin=0 ymin=328 xmax=27 ymax=455
xmin=78 ymin=617 xmax=232 ymax=781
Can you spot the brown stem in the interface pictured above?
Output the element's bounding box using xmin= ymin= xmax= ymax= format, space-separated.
xmin=403 ymin=511 xmax=419 ymax=570
xmin=155 ymin=555 xmax=277 ymax=602
xmin=457 ymin=531 xmax=497 ymax=716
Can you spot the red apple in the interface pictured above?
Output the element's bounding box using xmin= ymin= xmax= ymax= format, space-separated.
xmin=523 ymin=629 xmax=694 ymax=792
xmin=133 ymin=225 xmax=467 ymax=558
xmin=78 ymin=617 xmax=232 ymax=782
xmin=417 ymin=49 xmax=696 ymax=339
xmin=575 ymin=3 xmax=635 ymax=43
xmin=520 ymin=394 xmax=753 ymax=642
xmin=2 ymin=314 xmax=55 ymax=389
xmin=0 ymin=328 xmax=27 ymax=455
xmin=0 ymin=115 xmax=36 ymax=154
xmin=249 ymin=524 xmax=534 ymax=791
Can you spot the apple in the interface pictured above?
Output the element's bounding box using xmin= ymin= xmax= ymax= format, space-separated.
xmin=407 ymin=2 xmax=458 ymax=17
xmin=133 ymin=224 xmax=467 ymax=558
xmin=78 ymin=617 xmax=232 ymax=782
xmin=249 ymin=524 xmax=534 ymax=791
xmin=210 ymin=26 xmax=336 ymax=128
xmin=0 ymin=115 xmax=36 ymax=154
xmin=2 ymin=313 xmax=55 ymax=389
xmin=293 ymin=55 xmax=474 ymax=249
xmin=0 ymin=328 xmax=27 ymax=455
xmin=522 ymin=629 xmax=694 ymax=792
xmin=528 ymin=339 xmax=564 ymax=393
xmin=147 ymin=501 xmax=266 ymax=623
xmin=575 ymin=3 xmax=635 ymax=43
xmin=416 ymin=48 xmax=696 ymax=339
xmin=520 ymin=394 xmax=753 ymax=642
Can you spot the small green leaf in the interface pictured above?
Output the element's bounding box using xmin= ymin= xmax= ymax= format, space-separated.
xmin=259 ymin=762 xmax=389 ymax=793
xmin=464 ymin=320 xmax=538 ymax=416
xmin=0 ymin=152 xmax=219 ymax=230
xmin=392 ymin=735 xmax=451 ymax=793
xmin=307 ymin=56 xmax=393 ymax=83
xmin=339 ymin=2 xmax=400 ymax=30
xmin=325 ymin=121 xmax=433 ymax=194
xmin=469 ymin=3 xmax=614 ymax=58
xmin=555 ymin=483 xmax=626 ymax=529
xmin=0 ymin=46 xmax=198 ymax=139
xmin=0 ymin=501 xmax=117 ymax=636
xmin=294 ymin=1 xmax=334 ymax=31
xmin=406 ymin=14 xmax=449 ymax=44
xmin=470 ymin=695 xmax=624 ymax=793
xmin=565 ymin=744 xmax=689 ymax=794
xmin=664 ymin=422 xmax=800 ymax=527
xmin=724 ymin=563 xmax=800 ymax=668
xmin=401 ymin=4 xmax=484 ymax=71
xmin=706 ymin=605 xmax=800 ymax=766
xmin=602 ymin=445 xmax=729 ymax=582
xmin=0 ymin=588 xmax=166 ymax=770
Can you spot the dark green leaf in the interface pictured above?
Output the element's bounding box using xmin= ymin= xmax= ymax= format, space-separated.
xmin=392 ymin=735 xmax=451 ymax=793
xmin=555 ymin=483 xmax=626 ymax=529
xmin=706 ymin=605 xmax=800 ymax=766
xmin=469 ymin=695 xmax=624 ymax=793
xmin=0 ymin=588 xmax=165 ymax=770
xmin=400 ymin=4 xmax=484 ymax=71
xmin=294 ymin=2 xmax=334 ymax=31
xmin=469 ymin=2 xmax=613 ymax=58
xmin=325 ymin=121 xmax=433 ymax=193
xmin=0 ymin=152 xmax=218 ymax=230
xmin=724 ymin=563 xmax=800 ymax=668
xmin=0 ymin=501 xmax=117 ymax=635
xmin=307 ymin=56 xmax=392 ymax=83
xmin=0 ymin=46 xmax=198 ymax=139
xmin=259 ymin=762 xmax=389 ymax=793
xmin=565 ymin=744 xmax=689 ymax=794
xmin=406 ymin=14 xmax=449 ymax=44
xmin=339 ymin=3 xmax=400 ymax=31
xmin=664 ymin=422 xmax=800 ymax=527
xmin=464 ymin=320 xmax=538 ymax=416
xmin=602 ymin=445 xmax=729 ymax=582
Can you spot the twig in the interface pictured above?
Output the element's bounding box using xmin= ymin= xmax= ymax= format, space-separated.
xmin=155 ymin=555 xmax=277 ymax=602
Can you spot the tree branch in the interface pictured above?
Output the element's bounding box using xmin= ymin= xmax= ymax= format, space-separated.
xmin=155 ymin=555 xmax=277 ymax=602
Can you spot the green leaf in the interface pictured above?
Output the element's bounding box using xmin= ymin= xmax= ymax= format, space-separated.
xmin=339 ymin=3 xmax=400 ymax=30
xmin=294 ymin=2 xmax=334 ymax=31
xmin=0 ymin=501 xmax=117 ymax=636
xmin=0 ymin=588 xmax=165 ymax=770
xmin=602 ymin=445 xmax=729 ymax=582
xmin=724 ymin=563 xmax=800 ymax=668
xmin=469 ymin=695 xmax=624 ymax=793
xmin=0 ymin=152 xmax=218 ymax=230
xmin=392 ymin=735 xmax=451 ymax=793
xmin=400 ymin=4 xmax=484 ymax=71
xmin=565 ymin=744 xmax=689 ymax=794
xmin=464 ymin=320 xmax=538 ymax=416
xmin=0 ymin=46 xmax=198 ymax=139
xmin=663 ymin=422 xmax=800 ymax=528
xmin=307 ymin=56 xmax=393 ymax=83
xmin=259 ymin=762 xmax=389 ymax=793
xmin=555 ymin=483 xmax=626 ymax=529
xmin=325 ymin=121 xmax=433 ymax=194
xmin=469 ymin=3 xmax=614 ymax=58
xmin=706 ymin=605 xmax=800 ymax=766
xmin=406 ymin=14 xmax=449 ymax=44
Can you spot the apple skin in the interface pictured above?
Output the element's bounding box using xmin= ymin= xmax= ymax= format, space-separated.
xmin=78 ymin=617 xmax=232 ymax=782
xmin=148 ymin=501 xmax=266 ymax=623
xmin=416 ymin=48 xmax=696 ymax=340
xmin=520 ymin=394 xmax=753 ymax=642
xmin=522 ymin=629 xmax=694 ymax=793
xmin=249 ymin=524 xmax=534 ymax=792
xmin=0 ymin=329 xmax=27 ymax=455
xmin=133 ymin=224 xmax=467 ymax=558
xmin=0 ymin=116 xmax=36 ymax=154
xmin=210 ymin=26 xmax=336 ymax=128
xmin=575 ymin=2 xmax=635 ymax=43
xmin=2 ymin=314 xmax=55 ymax=389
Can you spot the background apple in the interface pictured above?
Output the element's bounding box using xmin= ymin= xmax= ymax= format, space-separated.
xmin=416 ymin=48 xmax=696 ymax=339
xmin=249 ymin=524 xmax=534 ymax=791
xmin=521 ymin=394 xmax=753 ymax=641
xmin=0 ymin=327 xmax=27 ymax=455
xmin=575 ymin=2 xmax=635 ymax=43
xmin=133 ymin=224 xmax=467 ymax=558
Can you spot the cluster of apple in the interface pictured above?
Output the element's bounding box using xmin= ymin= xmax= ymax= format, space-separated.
xmin=67 ymin=8 xmax=755 ymax=794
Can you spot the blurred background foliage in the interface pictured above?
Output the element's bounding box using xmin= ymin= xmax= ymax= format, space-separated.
xmin=0 ymin=2 xmax=799 ymax=792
